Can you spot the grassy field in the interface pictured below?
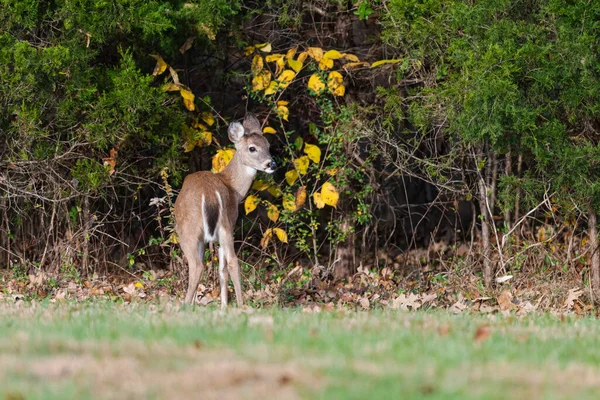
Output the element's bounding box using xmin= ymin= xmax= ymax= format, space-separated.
xmin=1 ymin=301 xmax=600 ymax=399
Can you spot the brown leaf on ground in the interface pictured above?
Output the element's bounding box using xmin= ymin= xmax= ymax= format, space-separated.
xmin=564 ymin=288 xmax=583 ymax=311
xmin=497 ymin=290 xmax=516 ymax=311
xmin=474 ymin=324 xmax=491 ymax=343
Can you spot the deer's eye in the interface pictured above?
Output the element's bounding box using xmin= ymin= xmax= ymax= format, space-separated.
xmin=249 ymin=146 xmax=256 ymax=153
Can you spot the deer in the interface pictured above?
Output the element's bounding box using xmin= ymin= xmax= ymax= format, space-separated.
xmin=174 ymin=114 xmax=276 ymax=308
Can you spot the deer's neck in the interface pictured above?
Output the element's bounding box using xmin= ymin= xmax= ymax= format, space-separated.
xmin=219 ymin=153 xmax=256 ymax=203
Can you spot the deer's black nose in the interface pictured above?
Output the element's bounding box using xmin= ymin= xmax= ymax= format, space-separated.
xmin=268 ymin=160 xmax=277 ymax=170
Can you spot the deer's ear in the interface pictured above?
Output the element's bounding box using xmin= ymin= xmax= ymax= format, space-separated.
xmin=242 ymin=114 xmax=262 ymax=134
xmin=228 ymin=122 xmax=245 ymax=143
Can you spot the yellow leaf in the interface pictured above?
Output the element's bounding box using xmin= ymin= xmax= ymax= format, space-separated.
xmin=264 ymin=81 xmax=278 ymax=95
xmin=212 ymin=148 xmax=235 ymax=173
xmin=255 ymin=42 xmax=272 ymax=53
xmin=263 ymin=126 xmax=276 ymax=134
xmin=267 ymin=202 xmax=280 ymax=222
xmin=200 ymin=112 xmax=215 ymax=126
xmin=277 ymin=69 xmax=296 ymax=88
xmin=252 ymin=55 xmax=264 ymax=75
xmin=265 ymin=54 xmax=285 ymax=62
xmin=313 ymin=192 xmax=325 ymax=209
xmin=273 ymin=228 xmax=288 ymax=243
xmin=196 ymin=131 xmax=212 ymax=147
xmin=303 ymin=143 xmax=321 ymax=163
xmin=306 ymin=47 xmax=324 ymax=61
xmin=285 ymin=169 xmax=299 ymax=185
xmin=135 ymin=281 xmax=144 ymax=289
xmin=297 ymin=52 xmax=309 ymax=63
xmin=180 ymin=88 xmax=195 ymax=111
xmin=244 ymin=46 xmax=255 ymax=56
xmin=342 ymin=62 xmax=370 ymax=70
xmin=277 ymin=100 xmax=289 ymax=106
xmin=323 ymin=50 xmax=344 ymax=60
xmin=331 ymin=85 xmax=345 ymax=96
xmin=260 ymin=229 xmax=273 ymax=248
xmin=168 ymin=232 xmax=179 ymax=245
xmin=371 ymin=59 xmax=403 ymax=68
xmin=275 ymin=57 xmax=285 ymax=75
xmin=267 ymin=185 xmax=283 ymax=198
xmin=308 ymin=74 xmax=326 ymax=94
xmin=252 ymin=179 xmax=270 ymax=191
xmin=296 ymin=186 xmax=307 ymax=209
xmin=184 ymin=140 xmax=196 ymax=153
xmin=293 ymin=155 xmax=310 ymax=174
xmin=150 ymin=54 xmax=168 ymax=76
xmin=283 ymin=194 xmax=297 ymax=211
xmin=193 ymin=121 xmax=207 ymax=130
xmin=244 ymin=195 xmax=260 ymax=215
xmin=321 ymin=182 xmax=339 ymax=208
xmin=327 ymin=71 xmax=345 ymax=97
xmin=287 ymin=58 xmax=303 ymax=73
xmin=343 ymin=53 xmax=360 ymax=62
xmin=277 ymin=104 xmax=289 ymax=121
xmin=252 ymin=70 xmax=271 ymax=91
xmin=325 ymin=167 xmax=338 ymax=176
xmin=286 ymin=47 xmax=298 ymax=59
xmin=163 ymin=82 xmax=181 ymax=92
xmin=183 ymin=98 xmax=195 ymax=111
xmin=318 ymin=57 xmax=334 ymax=70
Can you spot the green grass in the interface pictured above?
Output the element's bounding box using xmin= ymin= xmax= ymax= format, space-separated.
xmin=1 ymin=301 xmax=600 ymax=399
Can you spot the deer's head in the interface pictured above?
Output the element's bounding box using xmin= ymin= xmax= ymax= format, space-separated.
xmin=228 ymin=114 xmax=276 ymax=174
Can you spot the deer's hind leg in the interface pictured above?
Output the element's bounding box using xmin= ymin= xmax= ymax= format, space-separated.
xmin=182 ymin=238 xmax=206 ymax=305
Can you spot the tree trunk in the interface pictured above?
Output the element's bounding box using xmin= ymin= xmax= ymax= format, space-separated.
xmin=333 ymin=215 xmax=356 ymax=280
xmin=588 ymin=204 xmax=600 ymax=301
xmin=504 ymin=151 xmax=512 ymax=230
xmin=478 ymin=173 xmax=493 ymax=288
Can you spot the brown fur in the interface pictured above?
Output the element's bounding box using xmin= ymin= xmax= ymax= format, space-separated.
xmin=174 ymin=114 xmax=275 ymax=307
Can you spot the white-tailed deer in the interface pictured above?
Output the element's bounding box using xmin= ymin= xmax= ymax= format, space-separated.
xmin=174 ymin=114 xmax=275 ymax=308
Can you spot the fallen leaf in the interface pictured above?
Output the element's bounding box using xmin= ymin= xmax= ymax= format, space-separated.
xmin=360 ymin=297 xmax=370 ymax=310
xmin=496 ymin=275 xmax=513 ymax=284
xmin=497 ymin=290 xmax=516 ymax=311
xmin=564 ymin=288 xmax=583 ymax=310
xmin=474 ymin=324 xmax=491 ymax=343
